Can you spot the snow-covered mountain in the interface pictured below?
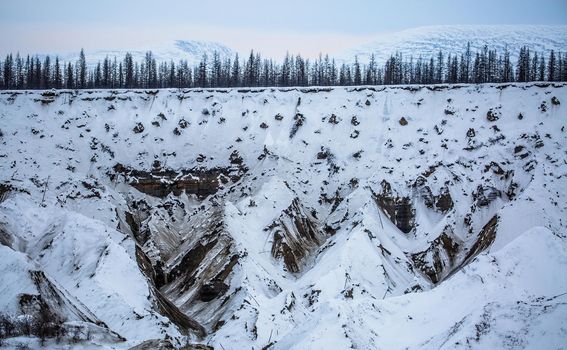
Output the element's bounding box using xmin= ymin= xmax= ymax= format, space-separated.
xmin=56 ymin=40 xmax=235 ymax=67
xmin=1 ymin=83 xmax=566 ymax=349
xmin=337 ymin=25 xmax=567 ymax=64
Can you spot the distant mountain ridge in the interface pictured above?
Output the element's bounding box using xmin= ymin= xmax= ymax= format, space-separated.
xmin=41 ymin=25 xmax=567 ymax=67
xmin=336 ymin=25 xmax=567 ymax=64
xmin=55 ymin=40 xmax=235 ymax=67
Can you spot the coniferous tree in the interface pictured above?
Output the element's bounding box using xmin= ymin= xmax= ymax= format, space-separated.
xmin=65 ymin=62 xmax=74 ymax=89
xmin=78 ymin=48 xmax=87 ymax=88
xmin=353 ymin=56 xmax=362 ymax=85
xmin=54 ymin=56 xmax=62 ymax=89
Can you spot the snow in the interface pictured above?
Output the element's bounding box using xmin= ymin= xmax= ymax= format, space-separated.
xmin=337 ymin=25 xmax=567 ymax=64
xmin=1 ymin=82 xmax=566 ymax=349
xmin=42 ymin=40 xmax=235 ymax=68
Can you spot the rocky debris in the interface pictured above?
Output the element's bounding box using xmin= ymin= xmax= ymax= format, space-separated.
xmin=274 ymin=113 xmax=284 ymax=121
xmin=466 ymin=128 xmax=476 ymax=137
xmin=365 ymin=99 xmax=371 ymax=106
xmin=373 ymin=180 xmax=415 ymax=234
xmin=411 ymin=226 xmax=461 ymax=283
xmin=133 ymin=122 xmax=145 ymax=134
xmin=514 ymin=145 xmax=530 ymax=159
xmin=266 ymin=198 xmax=325 ymax=273
xmin=328 ymin=114 xmax=339 ymax=124
xmin=178 ymin=119 xmax=189 ymax=129
xmin=260 ymin=122 xmax=269 ymax=129
xmin=551 ymin=96 xmax=560 ymax=105
xmin=351 ymin=116 xmax=360 ymax=126
xmin=486 ymin=110 xmax=499 ymax=122
xmin=434 ymin=125 xmax=443 ymax=135
xmin=352 ymin=150 xmax=363 ymax=159
xmin=316 ymin=147 xmax=332 ymax=160
xmin=399 ymin=117 xmax=408 ymax=126
xmin=473 ymin=185 xmax=502 ymax=207
xmin=229 ymin=150 xmax=244 ymax=165
xmin=289 ymin=113 xmax=305 ymax=139
xmin=158 ymin=112 xmax=167 ymax=121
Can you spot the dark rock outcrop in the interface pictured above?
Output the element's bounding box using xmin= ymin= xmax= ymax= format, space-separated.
xmin=373 ymin=180 xmax=415 ymax=234
xmin=411 ymin=226 xmax=461 ymax=283
xmin=266 ymin=198 xmax=325 ymax=273
xmin=473 ymin=185 xmax=501 ymax=207
xmin=113 ymin=164 xmax=245 ymax=198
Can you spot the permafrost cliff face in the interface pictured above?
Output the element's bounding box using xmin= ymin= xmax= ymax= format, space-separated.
xmin=0 ymin=84 xmax=566 ymax=349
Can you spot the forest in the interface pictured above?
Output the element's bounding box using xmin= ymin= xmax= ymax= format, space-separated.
xmin=1 ymin=43 xmax=566 ymax=90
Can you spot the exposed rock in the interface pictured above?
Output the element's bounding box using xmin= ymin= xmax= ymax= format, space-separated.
xmin=289 ymin=113 xmax=305 ymax=139
xmin=328 ymin=114 xmax=339 ymax=124
xmin=411 ymin=226 xmax=461 ymax=283
xmin=113 ymin=164 xmax=244 ymax=198
xmin=466 ymin=128 xmax=476 ymax=137
xmin=486 ymin=110 xmax=499 ymax=122
xmin=551 ymin=96 xmax=560 ymax=105
xmin=275 ymin=113 xmax=284 ymax=121
xmin=198 ymin=280 xmax=229 ymax=302
xmin=514 ymin=145 xmax=530 ymax=159
xmin=373 ymin=180 xmax=415 ymax=234
xmin=133 ymin=122 xmax=145 ymax=133
xmin=414 ymin=179 xmax=454 ymax=214
xmin=399 ymin=117 xmax=408 ymax=126
xmin=473 ymin=185 xmax=501 ymax=207
xmin=266 ymin=198 xmax=325 ymax=273
xmin=229 ymin=150 xmax=244 ymax=165
xmin=316 ymin=147 xmax=331 ymax=160
xmin=462 ymin=215 xmax=498 ymax=264
xmin=0 ymin=183 xmax=13 ymax=202
xmin=260 ymin=122 xmax=269 ymax=129
xmin=178 ymin=119 xmax=189 ymax=129
xmin=351 ymin=116 xmax=360 ymax=126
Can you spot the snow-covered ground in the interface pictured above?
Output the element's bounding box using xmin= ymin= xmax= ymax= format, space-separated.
xmin=0 ymin=83 xmax=566 ymax=349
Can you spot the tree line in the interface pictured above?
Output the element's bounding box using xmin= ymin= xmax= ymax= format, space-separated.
xmin=1 ymin=43 xmax=566 ymax=90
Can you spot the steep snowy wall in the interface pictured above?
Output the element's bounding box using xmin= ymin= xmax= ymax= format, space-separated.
xmin=0 ymin=83 xmax=566 ymax=349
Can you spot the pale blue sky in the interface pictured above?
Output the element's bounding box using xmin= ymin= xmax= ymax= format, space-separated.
xmin=1 ymin=0 xmax=566 ymax=57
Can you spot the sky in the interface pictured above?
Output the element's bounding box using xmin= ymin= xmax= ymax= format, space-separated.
xmin=1 ymin=0 xmax=567 ymax=58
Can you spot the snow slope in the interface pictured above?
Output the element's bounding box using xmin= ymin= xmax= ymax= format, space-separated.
xmin=337 ymin=25 xmax=567 ymax=64
xmin=52 ymin=40 xmax=235 ymax=67
xmin=0 ymin=83 xmax=566 ymax=349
